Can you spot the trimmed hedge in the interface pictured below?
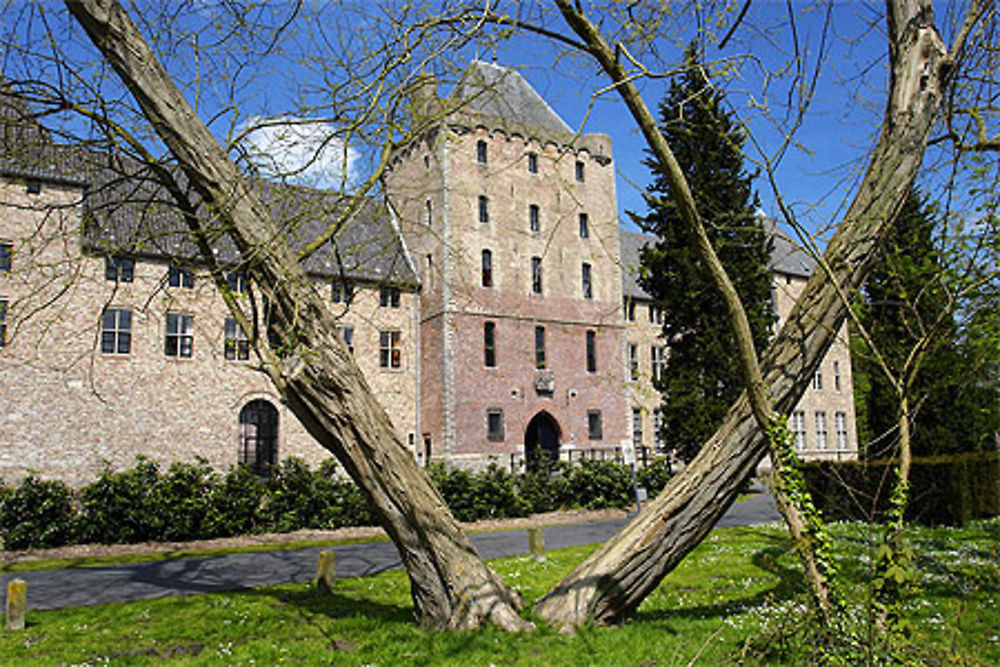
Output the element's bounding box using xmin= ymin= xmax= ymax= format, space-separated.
xmin=800 ymin=451 xmax=1000 ymax=526
xmin=0 ymin=456 xmax=674 ymax=550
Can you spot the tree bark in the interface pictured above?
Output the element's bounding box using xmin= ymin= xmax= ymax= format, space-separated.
xmin=535 ymin=0 xmax=959 ymax=630
xmin=66 ymin=0 xmax=529 ymax=631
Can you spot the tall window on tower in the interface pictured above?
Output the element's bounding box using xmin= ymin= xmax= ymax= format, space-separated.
xmin=586 ymin=330 xmax=597 ymax=372
xmin=476 ymin=139 xmax=487 ymax=164
xmin=535 ymin=325 xmax=546 ymax=369
xmin=481 ymin=249 xmax=493 ymax=287
xmin=484 ymin=321 xmax=496 ymax=368
xmin=578 ymin=213 xmax=589 ymax=238
xmin=531 ymin=256 xmax=543 ymax=294
xmin=575 ymin=160 xmax=585 ymax=182
xmin=529 ymin=204 xmax=540 ymax=232
xmin=581 ymin=263 xmax=593 ymax=299
xmin=478 ymin=195 xmax=489 ymax=223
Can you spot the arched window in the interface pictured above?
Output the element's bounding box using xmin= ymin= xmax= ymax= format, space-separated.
xmin=239 ymin=399 xmax=278 ymax=474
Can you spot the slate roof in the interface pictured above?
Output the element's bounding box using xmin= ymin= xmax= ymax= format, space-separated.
xmin=0 ymin=86 xmax=416 ymax=286
xmin=449 ymin=60 xmax=574 ymax=138
xmin=619 ymin=221 xmax=816 ymax=301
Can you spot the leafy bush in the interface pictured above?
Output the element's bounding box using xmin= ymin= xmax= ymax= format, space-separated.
xmin=428 ymin=463 xmax=479 ymax=521
xmin=565 ymin=460 xmax=633 ymax=510
xmin=472 ymin=464 xmax=530 ymax=519
xmin=262 ymin=457 xmax=330 ymax=532
xmin=153 ymin=459 xmax=222 ymax=541
xmin=315 ymin=459 xmax=374 ymax=528
xmin=0 ymin=475 xmax=77 ymax=549
xmin=207 ymin=464 xmax=268 ymax=537
xmin=637 ymin=456 xmax=674 ymax=496
xmin=516 ymin=461 xmax=572 ymax=513
xmin=79 ymin=457 xmax=164 ymax=544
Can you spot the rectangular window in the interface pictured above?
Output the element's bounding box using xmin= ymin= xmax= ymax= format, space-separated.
xmin=575 ymin=160 xmax=585 ymax=183
xmin=338 ymin=325 xmax=354 ymax=354
xmin=651 ymin=345 xmax=666 ymax=383
xmin=527 ymin=152 xmax=538 ymax=173
xmin=487 ymin=409 xmax=505 ymax=441
xmin=581 ymin=263 xmax=593 ymax=299
xmin=380 ymin=330 xmax=401 ymax=368
xmin=836 ymin=412 xmax=848 ymax=449
xmin=587 ymin=409 xmax=603 ymax=440
xmin=476 ymin=139 xmax=487 ymax=164
xmin=812 ymin=368 xmax=823 ymax=391
xmin=379 ymin=285 xmax=401 ymax=308
xmin=224 ymin=317 xmax=250 ymax=361
xmin=332 ymin=281 xmax=354 ymax=304
xmin=227 ymin=271 xmax=247 ymax=293
xmin=478 ymin=195 xmax=489 ymax=223
xmin=0 ymin=299 xmax=6 ymax=347
xmin=167 ymin=265 xmax=194 ymax=289
xmin=531 ymin=256 xmax=543 ymax=294
xmin=105 ymin=256 xmax=134 ymax=283
xmin=484 ymin=321 xmax=496 ymax=368
xmin=632 ymin=408 xmax=643 ymax=449
xmin=425 ymin=200 xmax=433 ymax=227
xmin=481 ymin=249 xmax=493 ymax=288
xmin=0 ymin=243 xmax=11 ymax=272
xmin=535 ymin=325 xmax=546 ymax=369
xmin=834 ymin=361 xmax=841 ymax=391
xmin=165 ymin=312 xmax=194 ymax=358
xmin=792 ymin=410 xmax=806 ymax=450
xmin=578 ymin=213 xmax=589 ymax=238
xmin=815 ymin=411 xmax=828 ymax=450
xmin=628 ymin=343 xmax=639 ymax=381
xmin=653 ymin=409 xmax=666 ymax=454
xmin=25 ymin=180 xmax=41 ymax=195
xmin=586 ymin=330 xmax=597 ymax=372
xmin=529 ymin=204 xmax=540 ymax=232
xmin=625 ymin=299 xmax=635 ymax=321
xmin=648 ymin=305 xmax=663 ymax=324
xmin=100 ymin=307 xmax=132 ymax=355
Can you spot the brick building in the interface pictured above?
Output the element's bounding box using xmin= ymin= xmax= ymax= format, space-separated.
xmin=0 ymin=62 xmax=857 ymax=484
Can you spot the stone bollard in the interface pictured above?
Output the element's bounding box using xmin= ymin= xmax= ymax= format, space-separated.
xmin=316 ymin=550 xmax=337 ymax=594
xmin=5 ymin=578 xmax=26 ymax=631
xmin=528 ymin=526 xmax=545 ymax=562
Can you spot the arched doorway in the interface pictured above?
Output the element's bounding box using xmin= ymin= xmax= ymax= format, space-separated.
xmin=524 ymin=411 xmax=561 ymax=472
xmin=239 ymin=399 xmax=279 ymax=474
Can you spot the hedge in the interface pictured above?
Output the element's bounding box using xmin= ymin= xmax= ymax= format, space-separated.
xmin=800 ymin=451 xmax=1000 ymax=526
xmin=0 ymin=456 xmax=674 ymax=550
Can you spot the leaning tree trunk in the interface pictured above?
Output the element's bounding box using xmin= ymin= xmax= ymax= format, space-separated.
xmin=535 ymin=0 xmax=960 ymax=630
xmin=67 ymin=0 xmax=529 ymax=631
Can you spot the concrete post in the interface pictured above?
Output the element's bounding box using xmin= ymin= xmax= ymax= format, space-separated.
xmin=5 ymin=578 xmax=26 ymax=631
xmin=528 ymin=527 xmax=545 ymax=562
xmin=316 ymin=550 xmax=337 ymax=594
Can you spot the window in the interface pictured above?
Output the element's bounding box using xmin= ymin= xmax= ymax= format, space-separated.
xmin=651 ymin=345 xmax=666 ymax=383
xmin=586 ymin=330 xmax=597 ymax=372
xmin=529 ymin=204 xmax=540 ymax=232
xmin=0 ymin=243 xmax=11 ymax=272
xmin=531 ymin=256 xmax=543 ymax=294
xmin=239 ymin=399 xmax=278 ymax=475
xmin=100 ymin=307 xmax=132 ymax=355
xmin=331 ymin=281 xmax=354 ymax=304
xmin=632 ymin=408 xmax=643 ymax=449
xmin=227 ymin=271 xmax=247 ymax=293
xmin=625 ymin=298 xmax=636 ymax=321
xmin=836 ymin=412 xmax=848 ymax=449
xmin=168 ymin=265 xmax=194 ymax=289
xmin=578 ymin=213 xmax=589 ymax=238
xmin=481 ymin=249 xmax=493 ymax=288
xmin=792 ymin=411 xmax=806 ymax=450
xmin=339 ymin=325 xmax=354 ymax=354
xmin=581 ymin=263 xmax=592 ymax=299
xmin=424 ymin=254 xmax=434 ymax=290
xmin=105 ymin=256 xmax=134 ymax=283
xmin=535 ymin=325 xmax=546 ymax=369
xmin=379 ymin=285 xmax=401 ymax=308
xmin=425 ymin=200 xmax=433 ymax=227
xmin=0 ymin=299 xmax=6 ymax=347
xmin=478 ymin=195 xmax=489 ymax=223
xmin=527 ymin=152 xmax=538 ymax=173
xmin=653 ymin=409 xmax=666 ymax=454
xmin=476 ymin=139 xmax=487 ymax=164
xmin=484 ymin=321 xmax=496 ymax=367
xmin=628 ymin=343 xmax=639 ymax=380
xmin=487 ymin=409 xmax=505 ymax=441
xmin=224 ymin=317 xmax=250 ymax=361
xmin=812 ymin=368 xmax=823 ymax=391
xmin=648 ymin=305 xmax=663 ymax=324
xmin=587 ymin=410 xmax=603 ymax=440
xmin=165 ymin=313 xmax=194 ymax=358
xmin=834 ymin=361 xmax=842 ymax=391
xmin=815 ymin=411 xmax=828 ymax=450
xmin=380 ymin=330 xmax=401 ymax=368
xmin=26 ymin=180 xmax=41 ymax=195
xmin=575 ymin=160 xmax=585 ymax=183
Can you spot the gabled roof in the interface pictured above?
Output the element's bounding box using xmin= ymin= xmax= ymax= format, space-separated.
xmin=619 ymin=222 xmax=817 ymax=301
xmin=449 ymin=60 xmax=574 ymax=137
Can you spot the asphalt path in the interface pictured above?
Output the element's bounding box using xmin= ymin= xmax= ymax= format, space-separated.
xmin=3 ymin=492 xmax=779 ymax=612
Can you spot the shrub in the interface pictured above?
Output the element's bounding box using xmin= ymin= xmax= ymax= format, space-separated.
xmin=637 ymin=456 xmax=674 ymax=496
xmin=79 ymin=457 xmax=163 ymax=544
xmin=316 ymin=459 xmax=374 ymax=528
xmin=262 ymin=457 xmax=331 ymax=532
xmin=472 ymin=464 xmax=530 ymax=519
xmin=565 ymin=460 xmax=633 ymax=510
xmin=428 ymin=463 xmax=478 ymax=522
xmin=207 ymin=465 xmax=268 ymax=537
xmin=516 ymin=461 xmax=572 ymax=514
xmin=152 ymin=458 xmax=222 ymax=541
xmin=0 ymin=475 xmax=77 ymax=549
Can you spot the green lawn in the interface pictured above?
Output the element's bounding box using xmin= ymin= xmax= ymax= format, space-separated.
xmin=2 ymin=520 xmax=997 ymax=665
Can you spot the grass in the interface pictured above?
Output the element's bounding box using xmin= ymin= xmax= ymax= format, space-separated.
xmin=2 ymin=520 xmax=998 ymax=665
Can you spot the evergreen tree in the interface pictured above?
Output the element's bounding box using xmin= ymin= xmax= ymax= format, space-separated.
xmin=631 ymin=47 xmax=773 ymax=463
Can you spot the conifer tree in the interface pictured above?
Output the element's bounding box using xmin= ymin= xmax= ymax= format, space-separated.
xmin=631 ymin=46 xmax=773 ymax=463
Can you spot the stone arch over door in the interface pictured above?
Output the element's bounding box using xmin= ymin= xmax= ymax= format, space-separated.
xmin=239 ymin=399 xmax=279 ymax=474
xmin=524 ymin=411 xmax=561 ymax=472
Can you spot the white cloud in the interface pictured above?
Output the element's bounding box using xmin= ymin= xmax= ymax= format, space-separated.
xmin=239 ymin=116 xmax=359 ymax=190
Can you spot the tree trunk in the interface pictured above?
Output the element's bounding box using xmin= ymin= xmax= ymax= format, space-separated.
xmin=535 ymin=0 xmax=956 ymax=630
xmin=66 ymin=0 xmax=529 ymax=631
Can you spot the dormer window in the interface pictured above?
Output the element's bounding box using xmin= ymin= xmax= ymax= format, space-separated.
xmin=26 ymin=180 xmax=41 ymax=195
xmin=476 ymin=139 xmax=488 ymax=164
xmin=105 ymin=256 xmax=135 ymax=283
xmin=168 ymin=265 xmax=194 ymax=289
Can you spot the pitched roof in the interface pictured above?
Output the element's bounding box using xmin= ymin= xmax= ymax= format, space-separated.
xmin=619 ymin=222 xmax=817 ymax=300
xmin=449 ymin=60 xmax=573 ymax=137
